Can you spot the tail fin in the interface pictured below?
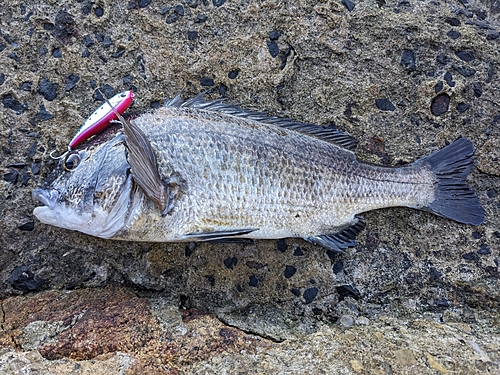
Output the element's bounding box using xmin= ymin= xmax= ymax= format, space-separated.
xmin=417 ymin=138 xmax=484 ymax=225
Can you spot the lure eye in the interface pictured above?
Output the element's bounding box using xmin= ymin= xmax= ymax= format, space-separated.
xmin=64 ymin=153 xmax=81 ymax=171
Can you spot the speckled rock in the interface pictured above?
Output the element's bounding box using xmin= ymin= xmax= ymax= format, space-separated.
xmin=1 ymin=0 xmax=499 ymax=373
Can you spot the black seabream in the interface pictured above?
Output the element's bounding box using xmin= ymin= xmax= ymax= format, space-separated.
xmin=32 ymin=94 xmax=484 ymax=252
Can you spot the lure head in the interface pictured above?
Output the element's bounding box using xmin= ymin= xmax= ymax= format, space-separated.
xmin=33 ymin=133 xmax=133 ymax=238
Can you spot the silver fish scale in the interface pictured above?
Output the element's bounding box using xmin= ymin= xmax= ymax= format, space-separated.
xmin=127 ymin=107 xmax=435 ymax=241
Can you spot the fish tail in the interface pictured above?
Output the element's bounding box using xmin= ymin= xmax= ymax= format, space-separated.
xmin=418 ymin=138 xmax=484 ymax=225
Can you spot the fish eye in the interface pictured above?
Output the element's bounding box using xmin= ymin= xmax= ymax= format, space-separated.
xmin=64 ymin=153 xmax=81 ymax=171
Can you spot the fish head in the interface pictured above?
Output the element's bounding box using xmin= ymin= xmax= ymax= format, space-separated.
xmin=33 ymin=133 xmax=133 ymax=238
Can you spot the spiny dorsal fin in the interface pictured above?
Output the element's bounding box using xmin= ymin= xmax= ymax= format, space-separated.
xmin=100 ymin=90 xmax=169 ymax=212
xmin=304 ymin=217 xmax=366 ymax=253
xmin=165 ymin=92 xmax=358 ymax=151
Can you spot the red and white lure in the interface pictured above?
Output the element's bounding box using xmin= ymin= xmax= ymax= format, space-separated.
xmin=69 ymin=90 xmax=134 ymax=150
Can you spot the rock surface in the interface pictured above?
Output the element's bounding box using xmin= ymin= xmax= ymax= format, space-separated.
xmin=0 ymin=0 xmax=499 ymax=373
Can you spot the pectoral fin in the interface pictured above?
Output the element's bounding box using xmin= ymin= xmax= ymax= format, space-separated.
xmin=100 ymin=91 xmax=168 ymax=212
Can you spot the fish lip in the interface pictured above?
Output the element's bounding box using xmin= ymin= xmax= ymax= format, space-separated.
xmin=32 ymin=188 xmax=59 ymax=209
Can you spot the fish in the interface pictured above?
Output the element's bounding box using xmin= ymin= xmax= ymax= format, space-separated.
xmin=32 ymin=93 xmax=484 ymax=252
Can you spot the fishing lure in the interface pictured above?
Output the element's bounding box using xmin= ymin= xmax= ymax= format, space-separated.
xmin=68 ymin=90 xmax=134 ymax=150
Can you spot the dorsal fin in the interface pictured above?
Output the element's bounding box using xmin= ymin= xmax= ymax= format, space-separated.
xmin=165 ymin=92 xmax=358 ymax=151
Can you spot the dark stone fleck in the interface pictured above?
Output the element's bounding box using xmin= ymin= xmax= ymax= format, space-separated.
xmin=166 ymin=13 xmax=179 ymax=24
xmin=444 ymin=71 xmax=455 ymax=87
xmin=456 ymin=50 xmax=475 ymax=62
xmin=31 ymin=162 xmax=41 ymax=175
xmin=43 ymin=22 xmax=55 ymax=30
xmin=185 ymin=0 xmax=198 ymax=8
xmin=447 ymin=30 xmax=461 ymax=39
xmin=52 ymin=48 xmax=62 ymax=58
xmin=400 ymin=49 xmax=416 ymax=71
xmin=429 ymin=267 xmax=442 ymax=280
xmin=284 ymin=265 xmax=297 ymax=279
xmin=456 ymin=103 xmax=470 ymax=113
xmin=312 ymin=308 xmax=323 ymax=315
xmin=267 ymin=41 xmax=279 ymax=58
xmin=9 ymin=265 xmax=45 ymax=292
xmin=291 ymin=288 xmax=300 ymax=297
xmin=0 ymin=73 xmax=4 ymax=86
xmin=453 ymin=65 xmax=476 ymax=77
xmin=0 ymin=43 xmax=6 ymax=52
xmin=39 ymin=78 xmax=58 ymax=101
xmin=228 ymin=69 xmax=239 ymax=79
xmin=94 ymin=32 xmax=104 ymax=43
xmin=436 ymin=298 xmax=451 ymax=307
xmin=405 ymin=272 xmax=418 ymax=284
xmin=4 ymin=170 xmax=18 ymax=184
xmin=20 ymin=82 xmax=32 ymax=91
xmin=303 ymin=287 xmax=319 ymax=304
xmin=341 ymin=0 xmax=355 ymax=11
xmin=24 ymin=10 xmax=34 ymax=21
xmin=185 ymin=242 xmax=196 ymax=257
xmin=2 ymin=94 xmax=27 ymax=114
xmin=336 ymin=284 xmax=361 ymax=300
xmin=8 ymin=52 xmax=21 ymax=62
xmin=434 ymin=80 xmax=443 ymax=93
xmin=174 ymin=4 xmax=185 ymax=15
xmin=248 ymin=275 xmax=259 ymax=287
xmin=37 ymin=104 xmax=53 ymax=121
xmin=212 ymin=0 xmax=226 ymax=7
xmin=205 ymin=275 xmax=215 ymax=286
xmin=6 ymin=163 xmax=27 ymax=169
xmin=237 ymin=285 xmax=243 ymax=292
xmin=82 ymin=49 xmax=90 ymax=58
xmin=444 ymin=17 xmax=461 ymax=26
xmin=487 ymin=189 xmax=496 ymax=198
xmin=150 ymin=101 xmax=160 ymax=108
xmin=478 ymin=245 xmax=491 ymax=255
xmin=65 ymin=74 xmax=80 ymax=91
xmin=430 ymin=93 xmax=450 ymax=116
xmin=94 ymin=84 xmax=115 ymax=100
xmin=486 ymin=29 xmax=499 ymax=40
xmin=487 ymin=62 xmax=496 ymax=83
xmin=188 ymin=30 xmax=198 ymax=40
xmin=293 ymin=247 xmax=304 ymax=256
xmin=277 ymin=239 xmax=287 ymax=252
xmin=472 ymin=231 xmax=482 ymax=239
xmin=94 ymin=6 xmax=104 ymax=17
xmin=161 ymin=6 xmax=171 ymax=14
xmin=195 ymin=13 xmax=208 ymax=23
xmin=111 ymin=49 xmax=126 ymax=58
xmin=436 ymin=54 xmax=449 ymax=65
xmin=81 ymin=1 xmax=93 ymax=15
xmin=27 ymin=141 xmax=38 ymax=158
xmin=462 ymin=252 xmax=479 ymax=261
xmin=138 ymin=0 xmax=152 ymax=7
xmin=269 ymin=31 xmax=281 ymax=40
xmin=375 ymin=98 xmax=395 ymax=111
xmin=472 ymin=82 xmax=482 ymax=97
xmin=224 ymin=256 xmax=238 ymax=269
xmin=18 ymin=221 xmax=35 ymax=231
xmin=103 ymin=35 xmax=112 ymax=47
xmin=219 ymin=83 xmax=227 ymax=96
xmin=332 ymin=260 xmax=344 ymax=274
xmin=200 ymin=77 xmax=214 ymax=86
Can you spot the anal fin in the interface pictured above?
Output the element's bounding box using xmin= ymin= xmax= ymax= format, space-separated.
xmin=304 ymin=217 xmax=365 ymax=253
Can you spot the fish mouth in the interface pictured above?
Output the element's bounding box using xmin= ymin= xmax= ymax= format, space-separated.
xmin=32 ymin=188 xmax=59 ymax=209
